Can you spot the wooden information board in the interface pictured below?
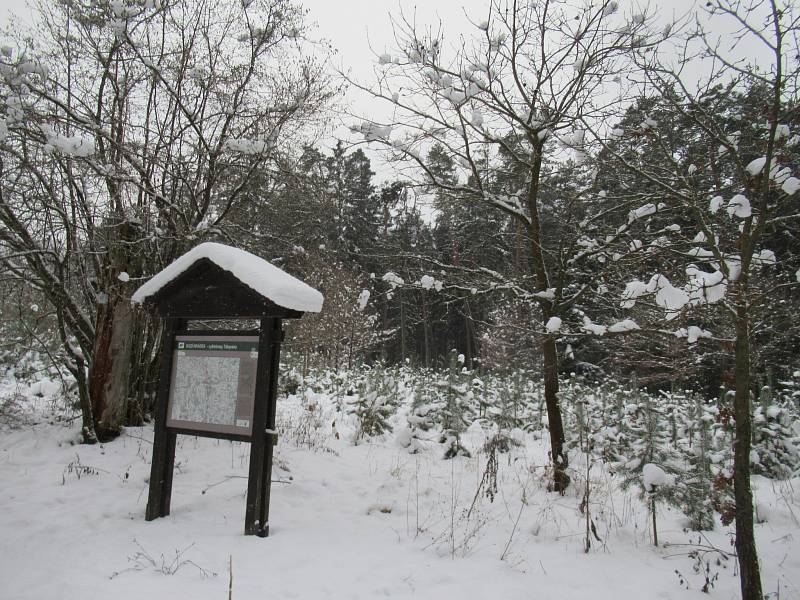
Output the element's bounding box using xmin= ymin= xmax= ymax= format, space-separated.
xmin=167 ymin=335 xmax=258 ymax=437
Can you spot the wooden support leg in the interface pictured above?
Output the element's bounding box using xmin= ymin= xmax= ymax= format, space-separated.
xmin=146 ymin=427 xmax=168 ymax=521
xmin=244 ymin=318 xmax=272 ymax=536
xmin=259 ymin=318 xmax=283 ymax=536
xmin=161 ymin=431 xmax=177 ymax=516
xmin=145 ymin=318 xmax=183 ymax=522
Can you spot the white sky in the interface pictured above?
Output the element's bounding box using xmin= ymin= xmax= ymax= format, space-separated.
xmin=299 ymin=0 xmax=486 ymax=179
xmin=1 ymin=0 xmax=774 ymax=183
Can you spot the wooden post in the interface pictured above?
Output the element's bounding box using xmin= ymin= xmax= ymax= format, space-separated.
xmin=146 ymin=317 xmax=184 ymax=520
xmin=244 ymin=318 xmax=273 ymax=536
xmin=258 ymin=318 xmax=283 ymax=534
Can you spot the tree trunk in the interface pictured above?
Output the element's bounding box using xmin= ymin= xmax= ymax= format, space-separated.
xmin=126 ymin=308 xmax=161 ymax=425
xmin=733 ymin=302 xmax=763 ymax=600
xmin=422 ymin=300 xmax=431 ymax=368
xmin=543 ymin=333 xmax=569 ymax=492
xmin=524 ymin=147 xmax=569 ymax=492
xmin=88 ymin=294 xmax=134 ymax=441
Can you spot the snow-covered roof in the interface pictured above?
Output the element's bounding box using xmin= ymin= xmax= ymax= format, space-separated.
xmin=131 ymin=242 xmax=323 ymax=313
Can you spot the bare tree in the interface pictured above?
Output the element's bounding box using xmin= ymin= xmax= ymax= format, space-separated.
xmin=0 ymin=0 xmax=335 ymax=441
xmin=349 ymin=0 xmax=666 ymax=491
xmin=597 ymin=1 xmax=800 ymax=596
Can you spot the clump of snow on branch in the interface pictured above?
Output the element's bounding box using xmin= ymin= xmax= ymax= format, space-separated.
xmin=628 ymin=203 xmax=657 ymax=224
xmin=621 ymin=274 xmax=690 ymax=320
xmin=726 ymin=194 xmax=751 ymax=218
xmin=675 ymin=326 xmax=712 ymax=344
xmin=223 ymin=132 xmax=278 ymax=155
xmin=642 ymin=463 xmax=674 ymax=492
xmin=40 ymin=125 xmax=94 ymax=157
xmin=745 ymin=156 xmax=767 ymax=176
xmin=418 ymin=275 xmax=443 ymax=291
xmin=352 ymin=121 xmax=392 ymax=142
xmin=581 ymin=316 xmax=607 ymax=335
xmin=382 ymin=272 xmax=404 ymax=300
xmin=357 ymin=289 xmax=370 ymax=312
xmin=685 ymin=267 xmax=727 ymax=305
xmin=782 ymin=177 xmax=800 ymax=195
xmin=753 ymin=249 xmax=776 ymax=266
xmin=608 ymin=319 xmax=640 ymax=333
xmin=545 ymin=316 xmax=562 ymax=333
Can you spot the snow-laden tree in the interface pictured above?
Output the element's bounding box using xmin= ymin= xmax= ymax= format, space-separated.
xmin=596 ymin=1 xmax=800 ymax=596
xmin=0 ymin=0 xmax=335 ymax=441
xmin=350 ymin=0 xmax=670 ymax=491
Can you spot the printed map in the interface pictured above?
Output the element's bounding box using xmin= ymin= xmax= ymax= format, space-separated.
xmin=171 ymin=355 xmax=240 ymax=426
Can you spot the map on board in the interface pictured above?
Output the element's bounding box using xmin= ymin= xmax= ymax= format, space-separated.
xmin=167 ymin=335 xmax=258 ymax=436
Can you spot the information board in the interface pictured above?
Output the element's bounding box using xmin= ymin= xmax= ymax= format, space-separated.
xmin=166 ymin=335 xmax=258 ymax=436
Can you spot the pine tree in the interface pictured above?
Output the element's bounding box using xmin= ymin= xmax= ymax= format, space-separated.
xmin=437 ymin=349 xmax=474 ymax=459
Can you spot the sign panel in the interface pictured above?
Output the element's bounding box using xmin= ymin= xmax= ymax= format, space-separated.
xmin=166 ymin=335 xmax=258 ymax=436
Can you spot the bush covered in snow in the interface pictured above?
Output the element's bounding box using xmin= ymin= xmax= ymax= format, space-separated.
xmin=277 ymin=358 xmax=800 ymax=529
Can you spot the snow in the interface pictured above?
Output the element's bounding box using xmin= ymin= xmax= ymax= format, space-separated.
xmin=708 ymin=195 xmax=723 ymax=214
xmin=354 ymin=121 xmax=392 ymax=142
xmin=41 ymin=128 xmax=94 ymax=157
xmin=602 ymin=1 xmax=618 ymax=16
xmin=675 ymin=326 xmax=712 ymax=344
xmin=419 ymin=275 xmax=443 ymax=291
xmin=652 ymin=275 xmax=689 ymax=320
xmin=726 ymin=194 xmax=751 ymax=219
xmin=620 ymin=280 xmax=648 ymax=308
xmin=754 ymin=249 xmax=777 ymax=266
xmin=117 ymin=272 xmax=130 ymax=283
xmin=223 ymin=133 xmax=277 ymax=155
xmin=131 ymin=242 xmax=324 ymax=313
xmin=545 ymin=316 xmax=562 ymax=333
xmin=608 ymin=128 xmax=624 ymax=140
xmin=607 ymin=319 xmax=639 ymax=333
xmin=686 ymin=267 xmax=726 ymax=304
xmin=1 ymin=370 xmax=799 ymax=600
xmin=357 ymin=289 xmax=370 ymax=311
xmin=782 ymin=177 xmax=800 ymax=195
xmin=382 ymin=272 xmax=404 ymax=288
xmin=581 ymin=316 xmax=607 ymax=335
xmin=642 ymin=463 xmax=674 ymax=492
xmin=745 ymin=156 xmax=767 ymax=176
xmin=627 ymin=203 xmax=656 ymax=223
xmin=470 ymin=110 xmax=483 ymax=127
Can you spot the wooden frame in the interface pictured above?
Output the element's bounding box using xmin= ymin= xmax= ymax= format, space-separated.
xmin=143 ymin=257 xmax=301 ymax=537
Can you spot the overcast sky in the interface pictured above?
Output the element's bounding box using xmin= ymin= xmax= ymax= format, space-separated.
xmin=302 ymin=1 xmax=480 ymax=172
xmin=2 ymin=0 xmax=771 ymax=181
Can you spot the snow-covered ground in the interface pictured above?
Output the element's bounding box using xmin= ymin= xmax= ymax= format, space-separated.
xmin=1 ymin=374 xmax=799 ymax=600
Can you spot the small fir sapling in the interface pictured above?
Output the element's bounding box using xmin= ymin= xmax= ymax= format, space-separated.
xmin=437 ymin=349 xmax=473 ymax=459
xmin=401 ymin=385 xmax=437 ymax=453
xmin=750 ymin=376 xmax=800 ymax=479
xmin=483 ymin=371 xmax=526 ymax=452
xmin=616 ymin=386 xmax=673 ymax=485
xmin=349 ymin=367 xmax=396 ymax=442
xmin=642 ymin=463 xmax=675 ymax=546
xmin=615 ymin=386 xmax=684 ymax=530
xmin=678 ymin=396 xmax=716 ymax=531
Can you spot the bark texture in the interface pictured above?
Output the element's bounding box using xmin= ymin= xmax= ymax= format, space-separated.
xmin=733 ymin=303 xmax=763 ymax=600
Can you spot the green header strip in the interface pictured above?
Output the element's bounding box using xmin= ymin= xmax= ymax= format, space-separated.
xmin=175 ymin=340 xmax=259 ymax=353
